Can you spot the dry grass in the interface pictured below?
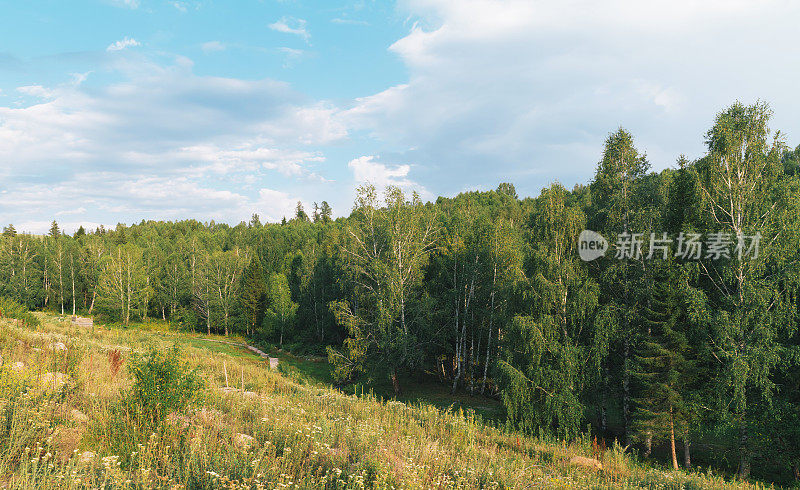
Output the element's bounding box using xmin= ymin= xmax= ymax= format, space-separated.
xmin=0 ymin=314 xmax=771 ymax=489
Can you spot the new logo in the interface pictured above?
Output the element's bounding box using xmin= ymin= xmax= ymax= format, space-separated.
xmin=578 ymin=230 xmax=608 ymax=262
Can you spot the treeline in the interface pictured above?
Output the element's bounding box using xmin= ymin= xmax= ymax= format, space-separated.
xmin=2 ymin=101 xmax=800 ymax=481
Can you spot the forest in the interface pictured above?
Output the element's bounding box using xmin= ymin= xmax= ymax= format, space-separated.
xmin=2 ymin=101 xmax=800 ymax=483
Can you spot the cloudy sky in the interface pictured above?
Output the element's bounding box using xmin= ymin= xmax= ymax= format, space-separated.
xmin=1 ymin=0 xmax=799 ymax=233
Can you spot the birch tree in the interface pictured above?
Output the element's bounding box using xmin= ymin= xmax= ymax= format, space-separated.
xmin=695 ymin=101 xmax=798 ymax=478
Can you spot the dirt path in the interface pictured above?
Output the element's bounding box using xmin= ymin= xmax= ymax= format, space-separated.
xmin=192 ymin=337 xmax=272 ymax=361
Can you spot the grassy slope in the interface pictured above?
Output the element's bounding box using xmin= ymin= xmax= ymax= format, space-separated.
xmin=260 ymin=346 xmax=505 ymax=424
xmin=0 ymin=314 xmax=771 ymax=489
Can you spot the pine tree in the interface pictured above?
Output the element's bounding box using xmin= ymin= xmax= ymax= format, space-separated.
xmin=319 ymin=201 xmax=332 ymax=223
xmin=295 ymin=201 xmax=309 ymax=222
xmin=589 ymin=128 xmax=651 ymax=445
xmin=312 ymin=202 xmax=320 ymax=223
xmin=632 ymin=265 xmax=694 ymax=470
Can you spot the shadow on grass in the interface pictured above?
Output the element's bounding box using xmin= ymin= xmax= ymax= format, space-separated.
xmin=261 ymin=343 xmax=505 ymax=425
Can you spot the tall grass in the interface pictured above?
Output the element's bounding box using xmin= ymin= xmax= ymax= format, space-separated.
xmin=0 ymin=315 xmax=770 ymax=488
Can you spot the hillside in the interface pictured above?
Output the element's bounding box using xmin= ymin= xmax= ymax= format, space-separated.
xmin=0 ymin=314 xmax=767 ymax=489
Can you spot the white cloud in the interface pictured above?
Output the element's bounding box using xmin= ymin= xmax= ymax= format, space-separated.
xmin=268 ymin=17 xmax=310 ymax=43
xmin=106 ymin=37 xmax=141 ymax=52
xmin=6 ymin=0 xmax=800 ymax=231
xmin=0 ymin=56 xmax=347 ymax=231
xmin=55 ymin=207 xmax=87 ymax=216
xmin=348 ymin=155 xmax=429 ymax=198
xmin=16 ymin=85 xmax=57 ymax=99
xmin=201 ymin=41 xmax=226 ymax=53
xmin=252 ymin=188 xmax=303 ymax=222
xmin=344 ymin=0 xmax=800 ymax=195
xmin=70 ymin=72 xmax=91 ymax=85
xmin=176 ymin=145 xmax=325 ymax=176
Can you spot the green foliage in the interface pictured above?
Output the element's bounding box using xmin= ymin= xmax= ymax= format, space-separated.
xmin=332 ymin=185 xmax=438 ymax=393
xmin=327 ymin=300 xmax=369 ymax=383
xmin=262 ymin=272 xmax=297 ymax=346
xmin=497 ymin=183 xmax=599 ymax=439
xmin=631 ymin=265 xmax=696 ymax=451
xmin=126 ymin=346 xmax=202 ymax=427
xmin=2 ymin=100 xmax=800 ymax=482
xmin=239 ymin=256 xmax=266 ymax=335
xmin=96 ymin=243 xmax=153 ymax=324
xmin=0 ymin=296 xmax=40 ymax=327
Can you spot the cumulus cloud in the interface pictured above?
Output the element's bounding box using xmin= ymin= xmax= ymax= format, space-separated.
xmin=0 ymin=169 xmax=306 ymax=234
xmin=344 ymin=0 xmax=800 ymax=195
xmin=252 ymin=188 xmax=304 ymax=223
xmin=6 ymin=0 xmax=800 ymax=232
xmin=348 ymin=155 xmax=429 ymax=198
xmin=268 ymin=17 xmax=310 ymax=43
xmin=106 ymin=37 xmax=141 ymax=52
xmin=0 ymin=56 xmax=347 ymax=232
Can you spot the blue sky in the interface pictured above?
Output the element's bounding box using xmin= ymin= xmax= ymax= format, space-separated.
xmin=2 ymin=0 xmax=800 ymax=233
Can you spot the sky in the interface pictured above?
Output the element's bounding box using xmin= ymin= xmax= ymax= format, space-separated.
xmin=1 ymin=0 xmax=799 ymax=234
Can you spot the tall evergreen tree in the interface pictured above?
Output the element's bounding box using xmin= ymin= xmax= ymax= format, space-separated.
xmin=632 ymin=265 xmax=695 ymax=470
xmin=319 ymin=201 xmax=333 ymax=223
xmin=589 ymin=128 xmax=650 ymax=444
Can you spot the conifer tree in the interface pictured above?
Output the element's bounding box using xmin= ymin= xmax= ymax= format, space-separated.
xmin=632 ymin=265 xmax=695 ymax=470
xmin=319 ymin=201 xmax=333 ymax=223
xmin=589 ymin=128 xmax=650 ymax=444
xmin=295 ymin=201 xmax=309 ymax=222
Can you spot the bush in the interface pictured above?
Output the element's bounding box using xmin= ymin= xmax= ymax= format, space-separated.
xmin=91 ymin=346 xmax=202 ymax=465
xmin=0 ymin=297 xmax=40 ymax=328
xmin=127 ymin=346 xmax=202 ymax=427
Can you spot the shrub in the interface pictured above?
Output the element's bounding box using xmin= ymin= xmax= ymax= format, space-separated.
xmin=0 ymin=297 xmax=40 ymax=328
xmin=91 ymin=346 xmax=201 ymax=465
xmin=126 ymin=346 xmax=202 ymax=428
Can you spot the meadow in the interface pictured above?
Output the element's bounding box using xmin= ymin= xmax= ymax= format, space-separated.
xmin=0 ymin=313 xmax=773 ymax=489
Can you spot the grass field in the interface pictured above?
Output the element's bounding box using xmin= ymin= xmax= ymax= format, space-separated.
xmin=0 ymin=314 xmax=773 ymax=488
